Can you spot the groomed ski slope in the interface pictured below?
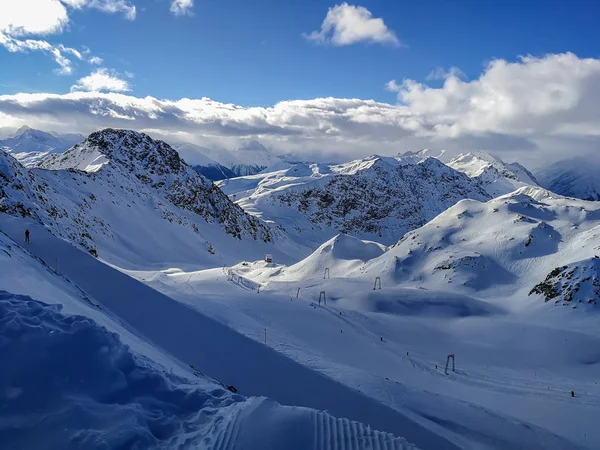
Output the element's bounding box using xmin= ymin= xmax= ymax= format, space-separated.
xmin=127 ymin=232 xmax=600 ymax=449
xmin=0 ymin=216 xmax=436 ymax=449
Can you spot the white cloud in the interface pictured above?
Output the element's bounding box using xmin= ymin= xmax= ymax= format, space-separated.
xmin=1 ymin=53 xmax=599 ymax=165
xmin=304 ymin=3 xmax=400 ymax=47
xmin=0 ymin=0 xmax=134 ymax=73
xmin=71 ymin=68 xmax=131 ymax=92
xmin=60 ymin=0 xmax=136 ymax=20
xmin=390 ymin=53 xmax=600 ymax=139
xmin=0 ymin=0 xmax=69 ymax=36
xmin=426 ymin=66 xmax=466 ymax=81
xmin=170 ymin=0 xmax=193 ymax=16
xmin=0 ymin=34 xmax=77 ymax=74
xmin=89 ymin=56 xmax=104 ymax=65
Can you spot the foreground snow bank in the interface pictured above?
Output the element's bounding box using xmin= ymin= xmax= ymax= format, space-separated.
xmin=0 ymin=292 xmax=418 ymax=450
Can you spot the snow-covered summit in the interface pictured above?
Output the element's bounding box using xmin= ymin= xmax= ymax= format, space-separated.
xmin=447 ymin=151 xmax=539 ymax=197
xmin=174 ymin=139 xmax=288 ymax=180
xmin=39 ymin=129 xmax=182 ymax=174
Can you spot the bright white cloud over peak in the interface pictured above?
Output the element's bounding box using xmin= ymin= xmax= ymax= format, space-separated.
xmin=71 ymin=68 xmax=131 ymax=92
xmin=170 ymin=0 xmax=194 ymax=16
xmin=304 ymin=3 xmax=400 ymax=47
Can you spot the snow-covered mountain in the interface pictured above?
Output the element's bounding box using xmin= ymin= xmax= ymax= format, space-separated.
xmin=536 ymin=157 xmax=600 ymax=201
xmin=0 ymin=129 xmax=293 ymax=268
xmin=219 ymin=155 xmax=490 ymax=247
xmin=0 ymin=126 xmax=84 ymax=167
xmin=447 ymin=151 xmax=539 ymax=197
xmin=176 ymin=139 xmax=288 ymax=180
xmin=346 ymin=187 xmax=600 ymax=307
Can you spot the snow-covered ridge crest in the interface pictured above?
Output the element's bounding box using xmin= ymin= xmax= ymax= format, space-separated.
xmin=447 ymin=151 xmax=539 ymax=197
xmin=35 ymin=129 xmax=273 ymax=243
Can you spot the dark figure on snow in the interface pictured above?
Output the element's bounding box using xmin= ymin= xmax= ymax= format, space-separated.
xmin=25 ymin=229 xmax=30 ymax=244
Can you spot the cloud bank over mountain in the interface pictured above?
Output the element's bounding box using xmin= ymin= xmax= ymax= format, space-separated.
xmin=0 ymin=52 xmax=598 ymax=164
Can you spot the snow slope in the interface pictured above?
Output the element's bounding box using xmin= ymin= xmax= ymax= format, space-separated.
xmin=0 ymin=127 xmax=83 ymax=167
xmin=219 ymin=156 xmax=490 ymax=247
xmin=536 ymin=157 xmax=600 ymax=201
xmin=447 ymin=151 xmax=539 ymax=197
xmin=1 ymin=129 xmax=304 ymax=269
xmin=0 ymin=221 xmax=417 ymax=450
xmin=0 ymin=216 xmax=425 ymax=449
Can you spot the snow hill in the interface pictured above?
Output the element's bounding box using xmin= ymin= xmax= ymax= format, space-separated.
xmin=536 ymin=157 xmax=600 ymax=201
xmin=447 ymin=151 xmax=539 ymax=197
xmin=219 ymin=155 xmax=490 ymax=247
xmin=176 ymin=139 xmax=288 ymax=181
xmin=0 ymin=126 xmax=83 ymax=167
xmin=0 ymin=129 xmax=299 ymax=269
xmin=346 ymin=187 xmax=600 ymax=308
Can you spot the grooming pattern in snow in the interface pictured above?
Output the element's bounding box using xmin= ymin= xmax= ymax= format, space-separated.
xmin=0 ymin=293 xmax=417 ymax=450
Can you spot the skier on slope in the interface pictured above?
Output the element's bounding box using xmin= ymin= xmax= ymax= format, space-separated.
xmin=25 ymin=229 xmax=30 ymax=244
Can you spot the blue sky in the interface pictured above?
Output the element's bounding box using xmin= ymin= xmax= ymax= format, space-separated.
xmin=1 ymin=0 xmax=598 ymax=105
xmin=0 ymin=0 xmax=599 ymax=165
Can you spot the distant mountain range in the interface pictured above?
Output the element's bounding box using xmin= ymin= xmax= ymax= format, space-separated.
xmin=0 ymin=126 xmax=84 ymax=166
xmin=175 ymin=139 xmax=292 ymax=180
xmin=218 ymin=154 xmax=492 ymax=247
